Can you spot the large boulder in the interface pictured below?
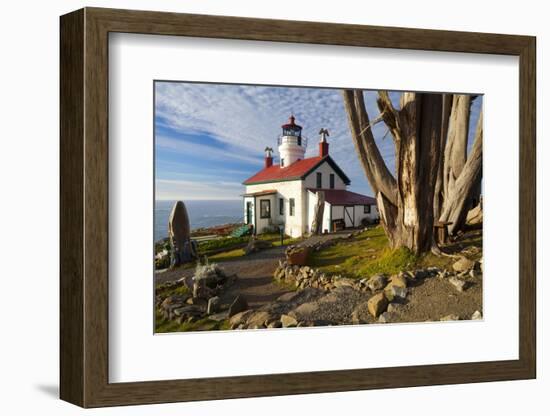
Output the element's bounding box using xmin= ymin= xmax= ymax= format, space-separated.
xmin=384 ymin=285 xmax=407 ymax=302
xmin=367 ymin=293 xmax=388 ymax=318
xmin=452 ymin=256 xmax=475 ymax=273
xmin=280 ymin=314 xmax=298 ymax=328
xmin=229 ymin=310 xmax=254 ymax=327
xmin=168 ymin=201 xmax=197 ymax=266
xmin=246 ymin=311 xmax=272 ymax=328
xmin=388 ymin=274 xmax=408 ymax=289
xmin=366 ymin=274 xmax=387 ymax=291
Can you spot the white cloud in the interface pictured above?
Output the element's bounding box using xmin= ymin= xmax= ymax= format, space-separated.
xmin=155 ymin=82 xmax=396 ymax=196
xmin=155 ymin=178 xmax=243 ymax=201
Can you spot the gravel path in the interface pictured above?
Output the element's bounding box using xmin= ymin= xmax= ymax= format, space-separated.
xmin=155 ymin=245 xmax=291 ymax=308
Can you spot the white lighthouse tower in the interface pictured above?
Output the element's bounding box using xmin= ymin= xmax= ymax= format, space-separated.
xmin=277 ymin=115 xmax=307 ymax=167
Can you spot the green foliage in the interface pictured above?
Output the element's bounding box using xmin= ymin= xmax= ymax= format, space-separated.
xmin=198 ymin=236 xmax=249 ymax=253
xmin=155 ymin=311 xmax=231 ymax=333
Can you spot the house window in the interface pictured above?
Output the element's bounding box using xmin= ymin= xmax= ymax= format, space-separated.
xmin=279 ymin=198 xmax=284 ymax=215
xmin=364 ymin=204 xmax=371 ymax=214
xmin=316 ymin=172 xmax=322 ymax=188
xmin=330 ymin=173 xmax=335 ymax=189
xmin=260 ymin=200 xmax=271 ymax=219
xmin=289 ymin=198 xmax=295 ymax=216
xmin=281 ymin=158 xmax=285 ymax=167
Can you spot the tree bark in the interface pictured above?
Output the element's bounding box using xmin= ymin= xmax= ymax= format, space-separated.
xmin=342 ymin=90 xmax=398 ymax=206
xmin=343 ymin=90 xmax=482 ymax=253
xmin=343 ymin=90 xmax=442 ymax=254
xmin=310 ymin=191 xmax=325 ymax=235
xmin=439 ymin=110 xmax=483 ymax=235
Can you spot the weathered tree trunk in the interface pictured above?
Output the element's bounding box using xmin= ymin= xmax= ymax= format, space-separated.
xmin=343 ymin=90 xmax=483 ymax=253
xmin=434 ymin=94 xmax=482 ymax=235
xmin=310 ymin=191 xmax=325 ymax=235
xmin=343 ymin=90 xmax=442 ymax=254
xmin=438 ymin=110 xmax=483 ymax=234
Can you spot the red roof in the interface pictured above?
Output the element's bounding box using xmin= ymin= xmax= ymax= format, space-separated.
xmin=243 ymin=156 xmax=324 ymax=185
xmin=309 ymin=189 xmax=377 ymax=206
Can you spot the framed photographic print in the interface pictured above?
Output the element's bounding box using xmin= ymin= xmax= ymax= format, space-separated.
xmin=60 ymin=7 xmax=536 ymax=408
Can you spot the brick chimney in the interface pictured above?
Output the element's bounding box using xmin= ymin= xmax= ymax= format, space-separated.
xmin=319 ymin=128 xmax=329 ymax=157
xmin=264 ymin=146 xmax=274 ymax=168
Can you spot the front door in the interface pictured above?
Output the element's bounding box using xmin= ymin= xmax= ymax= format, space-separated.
xmin=246 ymin=201 xmax=253 ymax=225
xmin=344 ymin=205 xmax=354 ymax=228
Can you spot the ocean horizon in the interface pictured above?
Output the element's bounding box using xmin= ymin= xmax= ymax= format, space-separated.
xmin=155 ymin=199 xmax=243 ymax=242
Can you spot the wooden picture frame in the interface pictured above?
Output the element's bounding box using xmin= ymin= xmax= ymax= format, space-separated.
xmin=60 ymin=7 xmax=536 ymax=408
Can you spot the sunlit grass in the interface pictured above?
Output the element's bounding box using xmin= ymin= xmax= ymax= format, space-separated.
xmin=309 ymin=226 xmax=480 ymax=279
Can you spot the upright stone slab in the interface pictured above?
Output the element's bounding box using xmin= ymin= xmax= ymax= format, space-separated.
xmin=168 ymin=200 xmax=194 ymax=267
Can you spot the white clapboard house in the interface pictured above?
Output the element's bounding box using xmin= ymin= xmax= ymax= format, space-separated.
xmin=242 ymin=116 xmax=379 ymax=237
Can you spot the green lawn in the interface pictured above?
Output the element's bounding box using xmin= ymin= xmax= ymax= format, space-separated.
xmin=308 ymin=226 xmax=480 ymax=279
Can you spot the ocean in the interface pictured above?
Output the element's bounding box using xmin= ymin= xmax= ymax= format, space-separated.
xmin=155 ymin=200 xmax=243 ymax=242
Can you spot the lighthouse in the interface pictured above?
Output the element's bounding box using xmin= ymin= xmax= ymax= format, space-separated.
xmin=243 ymin=115 xmax=379 ymax=237
xmin=277 ymin=115 xmax=307 ymax=167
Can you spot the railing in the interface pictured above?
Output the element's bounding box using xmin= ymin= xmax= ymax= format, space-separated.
xmin=277 ymin=135 xmax=308 ymax=147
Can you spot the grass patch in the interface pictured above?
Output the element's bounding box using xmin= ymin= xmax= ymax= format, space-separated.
xmin=155 ymin=283 xmax=189 ymax=299
xmin=155 ymin=311 xmax=231 ymax=333
xmin=209 ymin=248 xmax=246 ymax=262
xmin=309 ymin=226 xmax=480 ymax=279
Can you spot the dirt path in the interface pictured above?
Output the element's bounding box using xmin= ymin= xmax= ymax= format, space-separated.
xmin=155 ymin=245 xmax=290 ymax=308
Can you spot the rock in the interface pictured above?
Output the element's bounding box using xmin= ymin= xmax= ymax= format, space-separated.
xmin=228 ymin=295 xmax=248 ymax=317
xmin=448 ymin=276 xmax=467 ymax=292
xmin=333 ymin=277 xmax=356 ymax=288
xmin=378 ymin=312 xmax=391 ymax=323
xmin=228 ymin=309 xmax=254 ymax=326
xmin=168 ymin=201 xmax=196 ymax=266
xmin=246 ymin=311 xmax=272 ymax=327
xmin=280 ymin=314 xmax=298 ymax=327
xmin=367 ymin=274 xmax=387 ymax=291
xmin=351 ymin=301 xmax=371 ymax=324
xmin=400 ymin=271 xmax=415 ymax=281
xmin=291 ymin=301 xmax=319 ymax=317
xmin=388 ymin=274 xmax=407 ymax=289
xmin=452 ymin=256 xmax=475 ymax=272
xmin=172 ymin=305 xmax=203 ymax=317
xmin=368 ymin=293 xmax=388 ymax=318
xmin=440 ymin=314 xmax=460 ymax=321
xmin=387 ymin=303 xmax=404 ymax=313
xmin=208 ymin=311 xmax=228 ymax=322
xmin=471 ymin=310 xmax=482 ymax=320
xmin=207 ymin=296 xmax=220 ymax=314
xmin=266 ymin=319 xmax=283 ymax=328
xmin=384 ymin=285 xmax=407 ymax=302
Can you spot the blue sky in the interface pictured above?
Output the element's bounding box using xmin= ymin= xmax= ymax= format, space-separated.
xmin=155 ymin=82 xmax=482 ymax=201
